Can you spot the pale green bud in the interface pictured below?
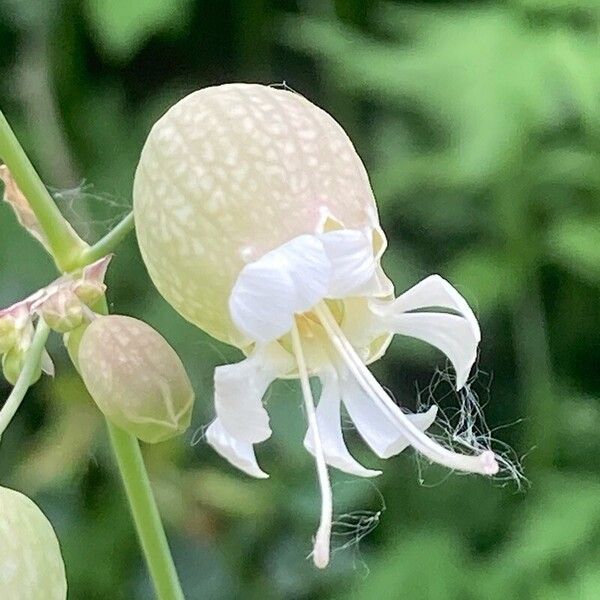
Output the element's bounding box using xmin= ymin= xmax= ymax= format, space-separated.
xmin=0 ymin=315 xmax=17 ymax=353
xmin=72 ymin=280 xmax=106 ymax=306
xmin=2 ymin=347 xmax=41 ymax=386
xmin=0 ymin=348 xmax=20 ymax=384
xmin=40 ymin=290 xmax=84 ymax=333
xmin=0 ymin=486 xmax=67 ymax=599
xmin=78 ymin=315 xmax=194 ymax=443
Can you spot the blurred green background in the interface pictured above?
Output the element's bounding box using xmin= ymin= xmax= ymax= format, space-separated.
xmin=1 ymin=0 xmax=600 ymax=598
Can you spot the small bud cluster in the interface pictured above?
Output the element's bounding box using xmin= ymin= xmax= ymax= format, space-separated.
xmin=1 ymin=252 xmax=195 ymax=444
xmin=37 ymin=257 xmax=109 ymax=333
xmin=0 ymin=256 xmax=110 ymax=384
xmin=0 ymin=306 xmax=40 ymax=385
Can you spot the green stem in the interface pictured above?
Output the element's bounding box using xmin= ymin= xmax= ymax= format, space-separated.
xmin=107 ymin=422 xmax=185 ymax=600
xmin=76 ymin=212 xmax=135 ymax=267
xmin=92 ymin=298 xmax=185 ymax=600
xmin=0 ymin=110 xmax=184 ymax=598
xmin=0 ymin=319 xmax=50 ymax=437
xmin=0 ymin=111 xmax=86 ymax=271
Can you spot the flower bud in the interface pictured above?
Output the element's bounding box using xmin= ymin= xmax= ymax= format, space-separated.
xmin=0 ymin=315 xmax=17 ymax=353
xmin=0 ymin=348 xmax=20 ymax=384
xmin=78 ymin=315 xmax=194 ymax=443
xmin=0 ymin=486 xmax=67 ymax=599
xmin=2 ymin=347 xmax=41 ymax=386
xmin=133 ymin=83 xmax=383 ymax=349
xmin=72 ymin=280 xmax=106 ymax=306
xmin=40 ymin=290 xmax=84 ymax=333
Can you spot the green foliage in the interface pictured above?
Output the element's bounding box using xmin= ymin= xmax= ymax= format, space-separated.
xmin=548 ymin=217 xmax=600 ymax=283
xmin=0 ymin=0 xmax=599 ymax=598
xmin=84 ymin=0 xmax=192 ymax=61
xmin=282 ymin=3 xmax=600 ymax=301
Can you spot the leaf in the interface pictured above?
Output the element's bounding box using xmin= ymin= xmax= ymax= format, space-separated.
xmin=343 ymin=530 xmax=471 ymax=600
xmin=546 ymin=217 xmax=600 ymax=284
xmin=481 ymin=475 xmax=600 ymax=598
xmin=447 ymin=249 xmax=518 ymax=314
xmin=84 ymin=0 xmax=191 ymax=61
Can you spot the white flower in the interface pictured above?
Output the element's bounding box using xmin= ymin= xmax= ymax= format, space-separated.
xmin=132 ymin=83 xmax=499 ymax=569
xmin=205 ymin=224 xmax=497 ymax=567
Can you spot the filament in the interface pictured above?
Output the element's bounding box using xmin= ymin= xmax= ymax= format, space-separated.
xmin=315 ymin=303 xmax=498 ymax=476
xmin=291 ymin=319 xmax=333 ymax=568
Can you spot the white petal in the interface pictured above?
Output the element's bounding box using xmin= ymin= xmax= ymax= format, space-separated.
xmin=370 ymin=276 xmax=481 ymax=389
xmin=205 ymin=418 xmax=268 ymax=479
xmin=214 ymin=343 xmax=293 ymax=443
xmin=304 ymin=369 xmax=381 ymax=477
xmin=340 ymin=370 xmax=438 ymax=459
xmin=391 ymin=275 xmax=480 ymax=343
xmin=386 ymin=312 xmax=478 ymax=389
xmin=229 ymin=235 xmax=331 ymax=342
xmin=318 ymin=229 xmax=376 ymax=298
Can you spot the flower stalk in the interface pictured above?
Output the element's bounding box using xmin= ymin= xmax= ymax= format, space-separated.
xmin=0 ymin=109 xmax=183 ymax=599
xmin=0 ymin=319 xmax=50 ymax=438
xmin=0 ymin=112 xmax=86 ymax=271
xmin=76 ymin=212 xmax=135 ymax=268
xmin=107 ymin=421 xmax=185 ymax=600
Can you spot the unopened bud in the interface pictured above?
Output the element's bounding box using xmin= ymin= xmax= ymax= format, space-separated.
xmin=73 ymin=280 xmax=106 ymax=306
xmin=3 ymin=347 xmax=31 ymax=385
xmin=78 ymin=315 xmax=194 ymax=443
xmin=0 ymin=486 xmax=67 ymax=599
xmin=2 ymin=347 xmax=42 ymax=385
xmin=0 ymin=315 xmax=17 ymax=353
xmin=41 ymin=290 xmax=84 ymax=333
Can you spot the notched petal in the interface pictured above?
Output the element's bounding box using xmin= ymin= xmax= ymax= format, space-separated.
xmin=214 ymin=343 xmax=293 ymax=443
xmin=229 ymin=234 xmax=331 ymax=342
xmin=205 ymin=418 xmax=269 ymax=479
xmin=41 ymin=349 xmax=55 ymax=377
xmin=371 ymin=275 xmax=481 ymax=389
xmin=73 ymin=256 xmax=112 ymax=305
xmin=340 ymin=368 xmax=437 ymax=459
xmin=391 ymin=274 xmax=480 ymax=342
xmin=319 ymin=229 xmax=377 ymax=298
xmin=304 ymin=368 xmax=380 ymax=477
xmin=386 ymin=312 xmax=478 ymax=389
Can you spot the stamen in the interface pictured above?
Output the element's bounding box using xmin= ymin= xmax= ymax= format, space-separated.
xmin=315 ymin=303 xmax=499 ymax=476
xmin=291 ymin=320 xmax=333 ymax=569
